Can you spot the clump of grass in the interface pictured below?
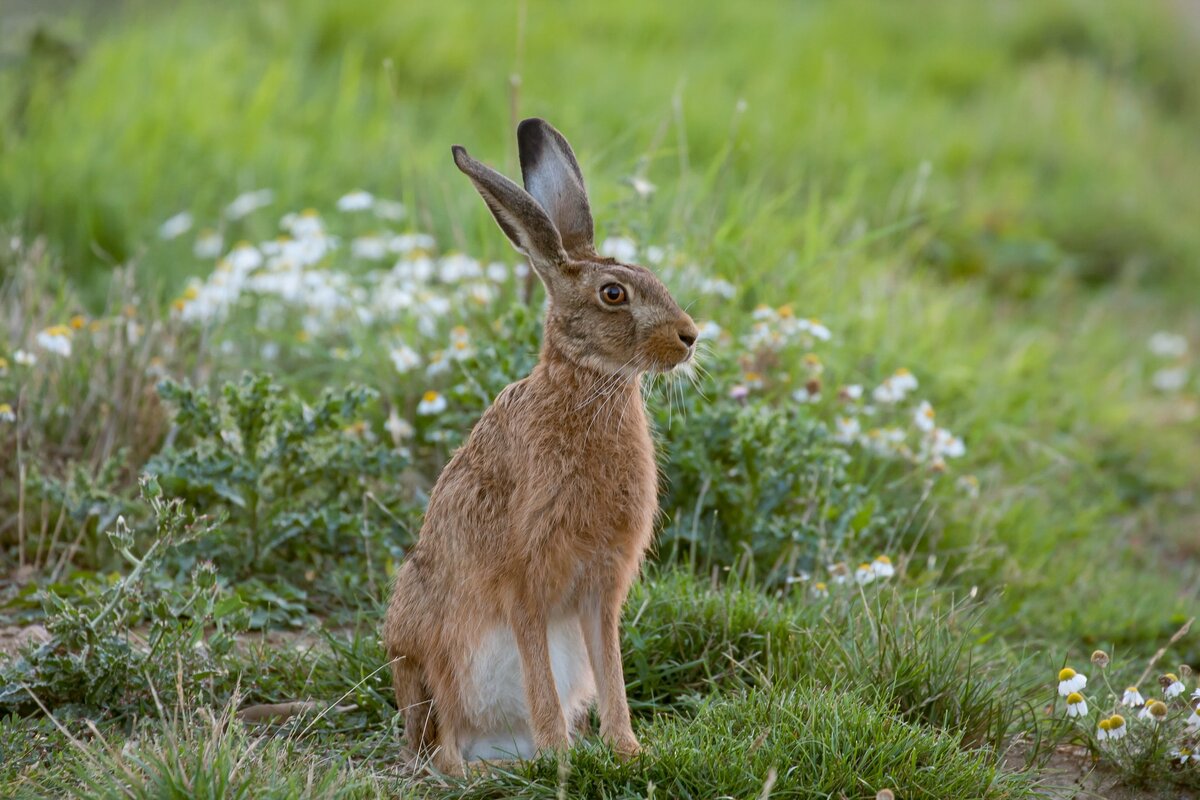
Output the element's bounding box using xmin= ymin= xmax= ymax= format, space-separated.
xmin=448 ymin=686 xmax=1036 ymax=799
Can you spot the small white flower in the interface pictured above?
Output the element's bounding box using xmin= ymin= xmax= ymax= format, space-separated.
xmin=751 ymin=304 xmax=776 ymax=322
xmin=828 ymin=563 xmax=851 ymax=585
xmin=417 ymin=390 xmax=447 ymax=416
xmin=599 ymin=236 xmax=637 ymax=262
xmin=158 ymin=211 xmax=193 ymax=240
xmin=1064 ymin=692 xmax=1088 ymax=718
xmin=1058 ymin=668 xmax=1087 ymax=696
xmin=833 ymin=416 xmax=861 ymax=444
xmin=1187 ymin=703 xmax=1200 ymax=729
xmin=225 ymin=189 xmax=274 ymax=220
xmin=390 ymin=233 xmax=437 ymax=254
xmin=803 ymin=319 xmax=831 ymax=341
xmin=385 ymin=408 xmax=414 ymax=442
xmin=14 ymin=350 xmax=37 ymax=366
xmin=914 ymin=401 xmax=936 ymax=432
xmin=226 ymin=242 xmax=263 ymax=272
xmin=1140 ymin=700 xmax=1168 ymax=722
xmin=1164 ymin=673 xmax=1186 ymax=698
xmin=1148 ymin=331 xmax=1188 ymax=358
xmin=337 ymin=190 xmax=375 ymax=212
xmin=644 ymin=245 xmax=665 ymax=265
xmin=630 ymin=176 xmax=656 ymax=198
xmin=892 ymin=369 xmax=918 ymax=392
xmin=697 ymin=320 xmax=722 ymax=341
xmin=1106 ymin=715 xmax=1126 ymax=741
xmin=811 ymin=581 xmax=829 ymax=598
xmin=870 ymin=555 xmax=895 ymax=578
xmin=390 ymin=345 xmax=421 ymax=374
xmin=854 ymin=563 xmax=875 ymax=585
xmin=700 ymin=278 xmax=736 ymax=299
xmin=193 ymin=229 xmax=224 ymax=259
xmin=956 ymin=474 xmax=981 ymax=498
xmin=0 ymin=403 xmax=14 ymax=423
xmin=351 ymin=235 xmax=389 ymax=261
xmin=425 ymin=351 xmax=451 ymax=377
xmin=872 ymin=378 xmax=903 ymax=405
xmin=374 ymin=199 xmax=407 ymax=221
xmin=840 ymin=384 xmax=863 ymax=401
xmin=1122 ymin=687 xmax=1145 ymax=707
xmin=1152 ymin=367 xmax=1189 ymax=392
xmin=36 ymin=325 xmax=73 ymax=357
xmin=486 ymin=262 xmax=509 ymax=283
xmin=793 ymin=386 xmax=820 ymax=403
xmin=1095 ymin=721 xmax=1109 ymax=742
xmin=281 ymin=210 xmax=325 ymax=240
xmin=1171 ymin=748 xmax=1195 ymax=764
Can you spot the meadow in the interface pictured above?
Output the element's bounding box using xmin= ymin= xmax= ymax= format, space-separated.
xmin=2 ymin=0 xmax=1200 ymax=797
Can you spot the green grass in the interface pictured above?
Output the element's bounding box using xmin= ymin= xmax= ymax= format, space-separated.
xmin=2 ymin=0 xmax=1200 ymax=797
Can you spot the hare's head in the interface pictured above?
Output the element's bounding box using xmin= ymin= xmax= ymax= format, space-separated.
xmin=453 ymin=118 xmax=697 ymax=377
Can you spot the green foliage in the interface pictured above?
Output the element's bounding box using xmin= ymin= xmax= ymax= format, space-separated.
xmin=0 ymin=477 xmax=249 ymax=715
xmin=148 ymin=375 xmax=409 ymax=575
xmin=657 ymin=400 xmax=909 ymax=581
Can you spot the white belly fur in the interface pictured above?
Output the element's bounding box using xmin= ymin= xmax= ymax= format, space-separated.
xmin=461 ymin=616 xmax=596 ymax=761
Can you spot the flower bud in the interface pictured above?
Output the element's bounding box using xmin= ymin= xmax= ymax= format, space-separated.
xmin=1090 ymin=650 xmax=1110 ymax=669
xmin=107 ymin=515 xmax=134 ymax=550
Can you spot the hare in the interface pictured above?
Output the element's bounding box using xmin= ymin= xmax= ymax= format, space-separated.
xmin=383 ymin=118 xmax=698 ymax=775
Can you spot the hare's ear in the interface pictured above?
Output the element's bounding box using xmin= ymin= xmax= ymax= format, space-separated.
xmin=517 ymin=118 xmax=595 ymax=259
xmin=452 ymin=145 xmax=570 ymax=278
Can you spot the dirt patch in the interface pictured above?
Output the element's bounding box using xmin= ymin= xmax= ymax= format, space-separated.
xmin=1011 ymin=743 xmax=1198 ymax=800
xmin=0 ymin=623 xmax=49 ymax=659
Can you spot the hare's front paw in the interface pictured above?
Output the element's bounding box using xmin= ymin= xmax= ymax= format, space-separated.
xmin=607 ymin=731 xmax=641 ymax=759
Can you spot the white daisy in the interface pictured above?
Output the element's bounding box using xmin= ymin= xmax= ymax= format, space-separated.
xmin=225 ymin=189 xmax=274 ymax=220
xmin=1152 ymin=367 xmax=1189 ymax=392
xmin=1148 ymin=331 xmax=1188 ymax=358
xmin=871 ymin=555 xmax=895 ymax=578
xmin=630 ymin=176 xmax=656 ymax=198
xmin=14 ymin=349 xmax=37 ymax=366
xmin=485 ymin=262 xmax=509 ymax=283
xmin=1058 ymin=668 xmax=1087 ymax=696
xmin=374 ymin=199 xmax=407 ymax=221
xmin=193 ymin=229 xmax=224 ymax=259
xmin=1187 ymin=702 xmax=1200 ymax=729
xmin=1163 ymin=673 xmax=1186 ymax=698
xmin=390 ymin=345 xmax=421 ymax=373
xmin=1065 ymin=692 xmax=1088 ymax=717
xmin=351 ymin=235 xmax=389 ymax=261
xmin=158 ymin=211 xmax=193 ymax=240
xmin=840 ymin=384 xmax=863 ymax=401
xmin=644 ymin=245 xmax=666 ymax=265
xmin=36 ymin=325 xmax=73 ymax=357
xmin=0 ymin=403 xmax=14 ymax=423
xmin=1121 ymin=687 xmax=1144 ymax=707
xmin=1140 ymin=700 xmax=1168 ymax=722
xmin=599 ymin=236 xmax=637 ymax=261
xmin=1106 ymin=715 xmax=1126 ymax=741
xmin=914 ymin=401 xmax=936 ymax=432
xmin=337 ymin=190 xmax=375 ymax=212
xmin=854 ymin=563 xmax=875 ymax=585
xmin=416 ymin=390 xmax=447 ymax=416
xmin=697 ymin=320 xmax=722 ymax=341
xmin=385 ymin=409 xmax=414 ymax=443
xmin=833 ymin=416 xmax=861 ymax=444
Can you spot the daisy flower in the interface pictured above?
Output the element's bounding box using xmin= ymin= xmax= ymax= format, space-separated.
xmin=389 ymin=346 xmax=421 ymax=374
xmin=1140 ymin=700 xmax=1168 ymax=723
xmin=14 ymin=349 xmax=37 ymax=366
xmin=914 ymin=401 xmax=936 ymax=432
xmin=854 ymin=563 xmax=875 ymax=585
xmin=225 ymin=189 xmax=274 ymax=220
xmin=599 ymin=236 xmax=637 ymax=261
xmin=1152 ymin=367 xmax=1189 ymax=392
xmin=158 ymin=211 xmax=193 ymax=240
xmin=1121 ymin=687 xmax=1145 ymax=707
xmin=871 ymin=555 xmax=895 ymax=579
xmin=839 ymin=384 xmax=864 ymax=402
xmin=833 ymin=416 xmax=861 ymax=444
xmin=36 ymin=325 xmax=73 ymax=357
xmin=351 ymin=235 xmax=389 ymax=261
xmin=629 ymin=176 xmax=656 ymax=198
xmin=828 ymin=563 xmax=851 ymax=585
xmin=485 ymin=262 xmax=509 ymax=283
xmin=1148 ymin=332 xmax=1188 ymax=358
xmin=337 ymin=190 xmax=375 ymax=212
xmin=697 ymin=320 xmax=722 ymax=341
xmin=0 ymin=403 xmax=14 ymax=423
xmin=1096 ymin=718 xmax=1111 ymax=742
xmin=194 ymin=229 xmax=224 ymax=259
xmin=1188 ymin=702 xmax=1200 ymax=729
xmin=811 ymin=581 xmax=829 ymax=598
xmin=1171 ymin=747 xmax=1195 ymax=765
xmin=1065 ymin=692 xmax=1088 ymax=718
xmin=1106 ymin=714 xmax=1126 ymax=741
xmin=385 ymin=409 xmax=414 ymax=444
xmin=1162 ymin=673 xmax=1186 ymax=698
xmin=417 ymin=390 xmax=447 ymax=416
xmin=1058 ymin=668 xmax=1087 ymax=696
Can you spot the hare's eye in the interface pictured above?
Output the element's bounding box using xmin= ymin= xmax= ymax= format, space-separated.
xmin=600 ymin=283 xmax=627 ymax=305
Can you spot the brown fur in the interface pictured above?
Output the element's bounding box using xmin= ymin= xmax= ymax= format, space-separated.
xmin=383 ymin=118 xmax=697 ymax=774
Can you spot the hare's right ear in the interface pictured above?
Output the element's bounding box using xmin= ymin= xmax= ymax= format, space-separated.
xmin=517 ymin=118 xmax=595 ymax=259
xmin=452 ymin=145 xmax=570 ymax=281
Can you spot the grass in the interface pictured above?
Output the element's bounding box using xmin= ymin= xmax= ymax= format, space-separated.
xmin=2 ymin=0 xmax=1200 ymax=797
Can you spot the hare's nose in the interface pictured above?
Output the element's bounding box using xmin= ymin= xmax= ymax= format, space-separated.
xmin=678 ymin=331 xmax=697 ymax=348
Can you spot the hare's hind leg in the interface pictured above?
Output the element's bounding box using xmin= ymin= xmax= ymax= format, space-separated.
xmin=391 ymin=656 xmax=437 ymax=758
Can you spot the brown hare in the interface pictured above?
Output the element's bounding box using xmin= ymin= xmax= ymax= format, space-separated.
xmin=383 ymin=118 xmax=698 ymax=775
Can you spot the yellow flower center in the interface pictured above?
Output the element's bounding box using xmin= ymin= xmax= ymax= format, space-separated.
xmin=814 ymin=582 xmax=827 ymax=591
xmin=1109 ymin=714 xmax=1125 ymax=728
xmin=1066 ymin=692 xmax=1084 ymax=705
xmin=777 ymin=305 xmax=793 ymax=318
xmin=895 ymin=368 xmax=911 ymax=376
xmin=1125 ymin=686 xmax=1138 ymax=694
xmin=302 ymin=209 xmax=319 ymax=217
xmin=1058 ymin=668 xmax=1076 ymax=682
xmin=1151 ymin=701 xmax=1168 ymax=718
xmin=70 ymin=315 xmax=86 ymax=329
xmin=422 ymin=391 xmax=440 ymax=403
xmin=858 ymin=563 xmax=871 ymax=571
xmin=875 ymin=555 xmax=892 ymax=564
xmin=1098 ymin=719 xmax=1112 ymax=731
xmin=1165 ymin=673 xmax=1179 ymax=682
xmin=0 ymin=403 xmax=12 ymax=415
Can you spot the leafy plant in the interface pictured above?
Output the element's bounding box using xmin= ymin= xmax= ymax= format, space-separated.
xmin=0 ymin=476 xmax=249 ymax=715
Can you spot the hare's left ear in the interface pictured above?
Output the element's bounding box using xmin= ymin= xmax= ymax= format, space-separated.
xmin=517 ymin=118 xmax=595 ymax=259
